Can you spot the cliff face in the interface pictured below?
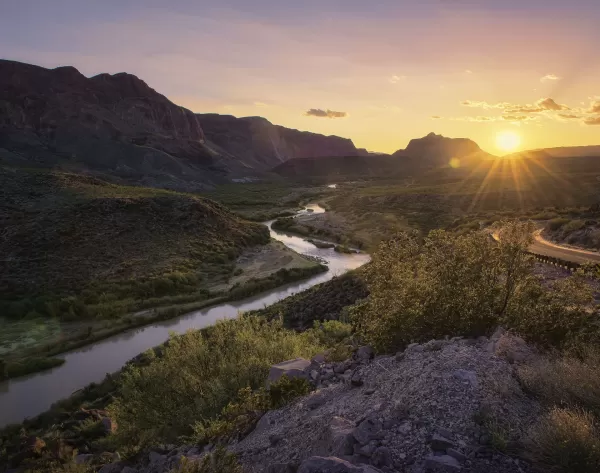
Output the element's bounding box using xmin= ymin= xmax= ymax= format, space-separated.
xmin=0 ymin=60 xmax=219 ymax=190
xmin=197 ymin=114 xmax=359 ymax=172
xmin=0 ymin=60 xmax=362 ymax=188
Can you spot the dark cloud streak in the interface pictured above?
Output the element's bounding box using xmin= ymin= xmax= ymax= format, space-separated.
xmin=304 ymin=108 xmax=347 ymax=118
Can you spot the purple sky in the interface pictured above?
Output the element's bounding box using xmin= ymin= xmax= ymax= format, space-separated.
xmin=2 ymin=0 xmax=600 ymax=152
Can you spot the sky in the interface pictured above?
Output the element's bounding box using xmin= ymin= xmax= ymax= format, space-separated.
xmin=1 ymin=0 xmax=600 ymax=154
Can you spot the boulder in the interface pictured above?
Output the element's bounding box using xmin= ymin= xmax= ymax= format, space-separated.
xmin=268 ymin=358 xmax=311 ymax=386
xmin=371 ymin=446 xmax=393 ymax=468
xmin=298 ymin=456 xmax=382 ymax=473
xmin=453 ymin=369 xmax=478 ymax=389
xmin=430 ymin=434 xmax=455 ymax=452
xmin=424 ymin=454 xmax=462 ymax=472
xmin=102 ymin=417 xmax=118 ymax=434
xmin=74 ymin=454 xmax=94 ymax=465
xmin=351 ymin=372 xmax=364 ymax=387
xmin=326 ymin=417 xmax=356 ymax=456
xmin=268 ymin=463 xmax=299 ymax=473
xmin=353 ymin=414 xmax=384 ymax=445
xmin=99 ymin=463 xmax=126 ymax=473
xmin=356 ymin=346 xmax=374 ymax=362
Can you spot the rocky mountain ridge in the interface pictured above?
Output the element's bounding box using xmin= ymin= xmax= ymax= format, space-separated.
xmin=0 ymin=60 xmax=361 ymax=190
xmin=197 ymin=114 xmax=359 ymax=172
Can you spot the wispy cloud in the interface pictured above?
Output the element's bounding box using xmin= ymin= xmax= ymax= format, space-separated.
xmin=389 ymin=75 xmax=406 ymax=84
xmin=304 ymin=108 xmax=347 ymax=118
xmin=254 ymin=101 xmax=269 ymax=108
xmin=540 ymin=74 xmax=561 ymax=82
xmin=461 ymin=100 xmax=510 ymax=109
xmin=464 ymin=69 xmax=473 ymax=74
xmin=430 ymin=115 xmax=442 ymax=119
xmin=584 ymin=116 xmax=600 ymax=125
xmin=502 ymin=115 xmax=534 ymax=121
xmin=557 ymin=113 xmax=581 ymax=120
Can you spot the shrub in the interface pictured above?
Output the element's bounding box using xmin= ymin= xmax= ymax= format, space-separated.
xmin=504 ymin=274 xmax=594 ymax=349
xmin=191 ymin=376 xmax=312 ymax=445
xmin=548 ymin=218 xmax=571 ymax=231
xmin=109 ymin=316 xmax=324 ymax=448
xmin=525 ymin=408 xmax=600 ymax=473
xmin=351 ymin=221 xmax=536 ymax=351
xmin=563 ymin=219 xmax=586 ymax=233
xmin=518 ymin=351 xmax=600 ymax=417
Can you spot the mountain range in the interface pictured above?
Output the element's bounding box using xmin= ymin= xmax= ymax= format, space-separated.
xmin=0 ymin=60 xmax=360 ymax=190
xmin=2 ymin=59 xmax=600 ymax=190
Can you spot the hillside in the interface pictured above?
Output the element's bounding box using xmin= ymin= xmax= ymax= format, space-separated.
xmin=0 ymin=166 xmax=270 ymax=320
xmin=198 ymin=114 xmax=359 ymax=172
xmin=271 ymin=155 xmax=409 ymax=180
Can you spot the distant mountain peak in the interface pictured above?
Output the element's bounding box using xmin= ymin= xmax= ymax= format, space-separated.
xmin=393 ymin=133 xmax=492 ymax=164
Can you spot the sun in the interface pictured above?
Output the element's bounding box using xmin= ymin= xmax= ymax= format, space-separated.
xmin=496 ymin=131 xmax=521 ymax=153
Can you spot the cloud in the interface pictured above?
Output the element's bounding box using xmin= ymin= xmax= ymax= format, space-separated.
xmin=589 ymin=101 xmax=600 ymax=113
xmin=461 ymin=100 xmax=509 ymax=109
xmin=304 ymin=108 xmax=347 ymax=118
xmin=430 ymin=115 xmax=442 ymax=119
xmin=557 ymin=113 xmax=581 ymax=119
xmin=584 ymin=116 xmax=600 ymax=125
xmin=536 ymin=97 xmax=568 ymax=111
xmin=464 ymin=69 xmax=473 ymax=74
xmin=254 ymin=101 xmax=269 ymax=107
xmin=451 ymin=116 xmax=499 ymax=122
xmin=540 ymin=74 xmax=561 ymax=82
xmin=502 ymin=115 xmax=532 ymax=121
xmin=389 ymin=75 xmax=406 ymax=84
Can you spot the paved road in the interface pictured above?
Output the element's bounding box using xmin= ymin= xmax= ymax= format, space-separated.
xmin=530 ymin=231 xmax=600 ymax=264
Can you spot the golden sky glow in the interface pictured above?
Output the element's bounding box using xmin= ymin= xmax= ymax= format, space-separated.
xmin=2 ymin=1 xmax=600 ymax=155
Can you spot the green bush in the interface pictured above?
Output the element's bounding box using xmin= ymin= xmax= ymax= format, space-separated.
xmin=191 ymin=376 xmax=312 ymax=445
xmin=563 ymin=219 xmax=586 ymax=233
xmin=351 ymin=221 xmax=536 ymax=351
xmin=351 ymin=220 xmax=593 ymax=352
xmin=548 ymin=218 xmax=571 ymax=231
xmin=108 ymin=316 xmax=324 ymax=448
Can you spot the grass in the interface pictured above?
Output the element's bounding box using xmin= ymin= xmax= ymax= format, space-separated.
xmin=172 ymin=448 xmax=243 ymax=473
xmin=518 ymin=351 xmax=600 ymax=418
xmin=525 ymin=408 xmax=600 ymax=473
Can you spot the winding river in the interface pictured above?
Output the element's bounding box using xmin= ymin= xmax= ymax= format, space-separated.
xmin=0 ymin=204 xmax=370 ymax=427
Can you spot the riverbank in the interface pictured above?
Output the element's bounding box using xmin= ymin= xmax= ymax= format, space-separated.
xmin=0 ymin=208 xmax=370 ymax=427
xmin=0 ymin=271 xmax=368 ymax=472
xmin=0 ymin=241 xmax=326 ymax=382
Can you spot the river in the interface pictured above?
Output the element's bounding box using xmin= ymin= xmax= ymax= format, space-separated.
xmin=0 ymin=204 xmax=369 ymax=427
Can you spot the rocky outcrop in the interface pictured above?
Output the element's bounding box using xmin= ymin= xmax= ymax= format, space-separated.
xmin=96 ymin=334 xmax=542 ymax=473
xmin=392 ymin=133 xmax=494 ymax=166
xmin=197 ymin=114 xmax=359 ymax=172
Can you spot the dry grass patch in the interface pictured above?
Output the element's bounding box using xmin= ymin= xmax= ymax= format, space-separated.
xmin=518 ymin=351 xmax=600 ymax=417
xmin=525 ymin=408 xmax=600 ymax=473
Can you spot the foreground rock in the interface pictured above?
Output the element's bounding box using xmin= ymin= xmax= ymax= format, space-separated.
xmin=233 ymin=334 xmax=539 ymax=473
xmin=110 ymin=334 xmax=540 ymax=473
